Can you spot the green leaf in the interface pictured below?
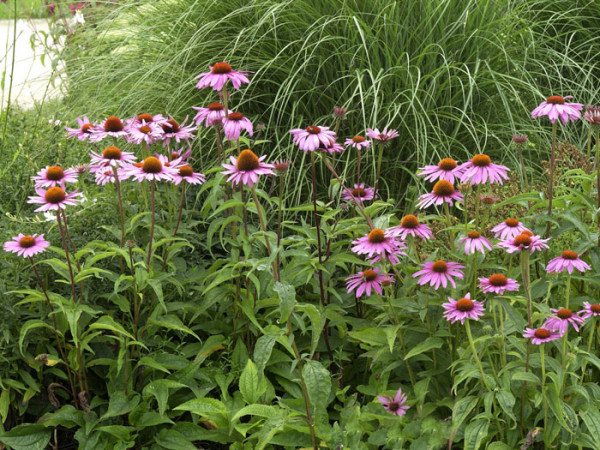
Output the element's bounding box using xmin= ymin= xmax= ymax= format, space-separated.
xmin=0 ymin=424 xmax=51 ymax=450
xmin=174 ymin=398 xmax=228 ymax=420
xmin=302 ymin=360 xmax=331 ymax=413
xmin=155 ymin=429 xmax=197 ymax=450
xmin=143 ymin=379 xmax=187 ymax=417
xmin=404 ymin=337 xmax=443 ymax=360
xmin=148 ymin=315 xmax=200 ymax=340
xmin=102 ymin=391 xmax=139 ymax=419
xmin=239 ymin=360 xmax=261 ymax=404
xmin=451 ymin=396 xmax=479 ymax=431
xmin=19 ymin=320 xmax=54 ymax=355
xmin=463 ymin=419 xmax=489 ymax=450
xmin=39 ymin=405 xmax=85 ymax=428
xmin=253 ymin=334 xmax=276 ymax=373
xmin=88 ymin=315 xmax=134 ymax=340
xmin=231 ymin=404 xmax=278 ymax=423
xmin=299 ymin=304 xmax=324 ymax=357
xmin=495 ymin=390 xmax=516 ymax=423
xmin=511 ymin=371 xmax=540 ymax=384
xmin=274 ymin=282 xmax=295 ymax=324
xmin=580 ymin=408 xmax=600 ymax=447
xmin=348 ymin=327 xmax=387 ymax=347
xmin=384 ymin=325 xmax=400 ymax=353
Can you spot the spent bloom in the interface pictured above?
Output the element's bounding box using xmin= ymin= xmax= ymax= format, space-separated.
xmin=544 ymin=308 xmax=585 ymax=335
xmin=378 ymin=388 xmax=409 ymax=416
xmin=459 ymin=154 xmax=509 ymax=185
xmin=412 ymin=260 xmax=464 ymax=290
xmin=580 ymin=302 xmax=600 ymax=320
xmin=491 ymin=218 xmax=528 ymax=240
xmin=65 ymin=116 xmax=95 ymax=141
xmin=442 ymin=293 xmax=485 ymax=324
xmin=512 ymin=134 xmax=528 ymax=144
xmin=33 ymin=166 xmax=78 ymax=188
xmin=523 ymin=327 xmax=561 ymax=345
xmin=546 ymin=250 xmax=591 ymax=274
xmin=418 ymin=158 xmax=464 ymax=184
xmin=416 ymin=180 xmax=463 ymax=209
xmin=351 ymin=228 xmax=405 ymax=261
xmin=478 ymin=274 xmax=519 ymax=295
xmin=28 ymin=186 xmax=82 ymax=212
xmin=90 ymin=116 xmax=128 ymax=142
xmin=497 ymin=231 xmax=550 ymax=254
xmin=388 ymin=214 xmax=433 ymax=241
xmin=4 ymin=233 xmax=50 ymax=258
xmin=195 ymin=62 xmax=250 ymax=91
xmin=344 ymin=135 xmax=371 ymax=150
xmin=459 ymin=231 xmax=493 ymax=255
xmin=366 ymin=127 xmax=399 ymax=143
xmin=192 ymin=102 xmax=230 ymax=127
xmin=345 ymin=268 xmax=393 ymax=297
xmin=531 ymin=95 xmax=583 ymax=124
xmin=289 ymin=125 xmax=336 ymax=152
xmin=221 ymin=149 xmax=275 ymax=187
xmin=342 ymin=183 xmax=375 ymax=203
xmin=161 ymin=118 xmax=196 ymax=147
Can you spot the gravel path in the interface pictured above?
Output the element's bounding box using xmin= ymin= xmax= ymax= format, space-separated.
xmin=0 ymin=18 xmax=63 ymax=109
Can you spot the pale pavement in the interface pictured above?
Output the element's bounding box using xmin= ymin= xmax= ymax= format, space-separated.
xmin=0 ymin=18 xmax=63 ymax=109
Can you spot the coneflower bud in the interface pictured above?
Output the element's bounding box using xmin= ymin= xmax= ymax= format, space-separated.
xmin=273 ymin=159 xmax=290 ymax=174
xmin=457 ymin=182 xmax=471 ymax=193
xmin=256 ymin=122 xmax=266 ymax=133
xmin=126 ymin=240 xmax=137 ymax=248
xmin=333 ymin=106 xmax=347 ymax=120
xmin=512 ymin=134 xmax=528 ymax=144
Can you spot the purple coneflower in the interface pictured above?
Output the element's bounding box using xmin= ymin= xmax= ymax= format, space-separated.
xmin=459 ymin=154 xmax=509 ymax=185
xmin=345 ymin=268 xmax=393 ymax=297
xmin=497 ymin=231 xmax=549 ymax=254
xmin=366 ymin=127 xmax=399 ymax=143
xmin=90 ymin=116 xmax=128 ymax=142
xmin=161 ymin=118 xmax=196 ymax=147
xmin=172 ymin=165 xmax=206 ymax=186
xmin=523 ymin=327 xmax=561 ymax=345
xmin=416 ymin=180 xmax=463 ymax=209
xmin=221 ymin=149 xmax=275 ymax=187
xmin=192 ymin=102 xmax=230 ymax=127
xmin=531 ymin=95 xmax=583 ymax=124
xmin=221 ymin=112 xmax=252 ymax=141
xmin=195 ymin=62 xmax=250 ymax=91
xmin=342 ymin=183 xmax=375 ymax=203
xmin=95 ymin=169 xmax=115 ymax=185
xmin=273 ymin=160 xmax=290 ymax=175
xmin=546 ymin=250 xmax=591 ymax=274
xmin=388 ymin=214 xmax=433 ymax=241
xmin=459 ymin=230 xmax=492 ymax=255
xmin=418 ymin=158 xmax=464 ymax=183
xmin=442 ymin=293 xmax=484 ymax=324
xmin=33 ymin=166 xmax=78 ymax=188
xmin=122 ymin=156 xmax=177 ymax=183
xmin=377 ymin=388 xmax=409 ymax=416
xmin=412 ymin=260 xmax=464 ymax=290
xmin=65 ymin=116 xmax=95 ymax=140
xmin=90 ymin=146 xmax=136 ymax=172
xmin=584 ymin=106 xmax=600 ymax=125
xmin=344 ymin=135 xmax=371 ymax=150
xmin=4 ymin=233 xmax=50 ymax=258
xmin=126 ymin=120 xmax=164 ymax=146
xmin=289 ymin=125 xmax=336 ymax=152
xmin=126 ymin=113 xmax=168 ymax=127
xmin=580 ymin=302 xmax=600 ymax=320
xmin=491 ymin=218 xmax=527 ymax=240
xmin=351 ymin=228 xmax=404 ymax=260
xmin=478 ymin=274 xmax=519 ymax=295
xmin=544 ymin=308 xmax=585 ymax=335
xmin=28 ymin=186 xmax=82 ymax=212
xmin=320 ymin=141 xmax=345 ymax=154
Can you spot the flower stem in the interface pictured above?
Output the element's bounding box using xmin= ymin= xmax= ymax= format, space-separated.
xmin=356 ymin=148 xmax=361 ymax=184
xmin=250 ymin=186 xmax=279 ymax=282
xmin=29 ymin=257 xmax=78 ymax=407
xmin=580 ymin=318 xmax=596 ymax=384
xmin=596 ymin=128 xmax=600 ymax=248
xmin=545 ymin=120 xmax=557 ymax=237
xmin=540 ymin=345 xmax=548 ymax=437
xmin=161 ymin=182 xmax=186 ymax=271
xmin=112 ymin=166 xmax=126 ymax=248
xmin=464 ymin=320 xmax=491 ymax=392
xmin=57 ymin=210 xmax=78 ymax=303
xmin=443 ymin=202 xmax=455 ymax=251
xmin=375 ymin=143 xmax=384 ymax=197
xmin=517 ymin=143 xmax=530 ymax=192
xmin=277 ymin=175 xmax=284 ymax=269
xmin=146 ymin=180 xmax=156 ymax=271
